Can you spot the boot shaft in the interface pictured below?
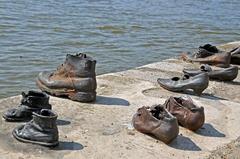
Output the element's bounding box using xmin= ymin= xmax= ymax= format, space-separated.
xmin=21 ymin=91 xmax=51 ymax=109
xmin=32 ymin=109 xmax=57 ymax=129
xmin=56 ymin=53 xmax=96 ymax=78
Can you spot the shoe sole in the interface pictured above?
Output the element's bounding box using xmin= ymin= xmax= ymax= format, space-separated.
xmin=12 ymin=127 xmax=59 ymax=147
xmin=36 ymin=79 xmax=96 ymax=102
xmin=157 ymin=79 xmax=183 ymax=93
xmin=2 ymin=114 xmax=31 ymax=122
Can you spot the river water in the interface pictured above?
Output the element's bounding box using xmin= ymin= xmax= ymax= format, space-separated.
xmin=0 ymin=0 xmax=239 ymax=98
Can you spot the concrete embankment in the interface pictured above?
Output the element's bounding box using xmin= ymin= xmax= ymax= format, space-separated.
xmin=0 ymin=42 xmax=239 ymax=159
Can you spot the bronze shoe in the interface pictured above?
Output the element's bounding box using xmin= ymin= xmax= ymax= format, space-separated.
xmin=157 ymin=73 xmax=209 ymax=95
xmin=132 ymin=105 xmax=179 ymax=144
xmin=164 ymin=96 xmax=205 ymax=131
xmin=183 ymin=64 xmax=238 ymax=81
xmin=36 ymin=53 xmax=97 ymax=102
xmin=199 ymin=44 xmax=219 ymax=53
xmin=3 ymin=91 xmax=51 ymax=122
xmin=190 ymin=44 xmax=219 ymax=59
xmin=12 ymin=109 xmax=59 ymax=147
xmin=184 ymin=43 xmax=239 ymax=66
xmin=182 ymin=51 xmax=231 ymax=68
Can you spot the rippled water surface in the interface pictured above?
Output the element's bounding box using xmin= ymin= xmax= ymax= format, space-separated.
xmin=0 ymin=0 xmax=240 ymax=98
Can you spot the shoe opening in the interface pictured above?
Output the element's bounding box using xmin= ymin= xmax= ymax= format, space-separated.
xmin=175 ymin=97 xmax=197 ymax=110
xmin=40 ymin=109 xmax=55 ymax=117
xmin=28 ymin=91 xmax=47 ymax=98
xmin=171 ymin=77 xmax=180 ymax=81
xmin=150 ymin=105 xmax=170 ymax=120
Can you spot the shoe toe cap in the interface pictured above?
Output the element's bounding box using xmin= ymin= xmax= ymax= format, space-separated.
xmin=157 ymin=78 xmax=171 ymax=86
xmin=13 ymin=124 xmax=25 ymax=138
xmin=38 ymin=71 xmax=52 ymax=84
xmin=3 ymin=108 xmax=18 ymax=119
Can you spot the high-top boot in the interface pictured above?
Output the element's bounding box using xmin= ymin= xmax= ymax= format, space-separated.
xmin=3 ymin=91 xmax=51 ymax=122
xmin=164 ymin=96 xmax=205 ymax=131
xmin=132 ymin=105 xmax=179 ymax=144
xmin=36 ymin=53 xmax=97 ymax=102
xmin=12 ymin=109 xmax=59 ymax=147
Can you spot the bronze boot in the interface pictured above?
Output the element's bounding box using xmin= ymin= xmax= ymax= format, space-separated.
xmin=164 ymin=96 xmax=205 ymax=131
xmin=12 ymin=109 xmax=59 ymax=147
xmin=3 ymin=91 xmax=51 ymax=122
xmin=36 ymin=53 xmax=97 ymax=102
xmin=132 ymin=105 xmax=179 ymax=144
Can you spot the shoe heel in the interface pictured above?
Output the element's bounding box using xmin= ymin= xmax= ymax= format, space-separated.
xmin=68 ymin=91 xmax=96 ymax=102
xmin=193 ymin=87 xmax=205 ymax=96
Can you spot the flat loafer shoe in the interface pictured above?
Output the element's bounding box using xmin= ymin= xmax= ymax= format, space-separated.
xmin=157 ymin=73 xmax=209 ymax=96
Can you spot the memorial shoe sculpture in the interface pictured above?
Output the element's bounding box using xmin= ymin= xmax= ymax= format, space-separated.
xmin=196 ymin=44 xmax=240 ymax=65
xmin=132 ymin=105 xmax=179 ymax=144
xmin=3 ymin=91 xmax=51 ymax=122
xmin=12 ymin=109 xmax=59 ymax=147
xmin=164 ymin=96 xmax=205 ymax=131
xmin=192 ymin=44 xmax=218 ymax=59
xmin=157 ymin=73 xmax=209 ymax=96
xmin=36 ymin=53 xmax=97 ymax=102
xmin=181 ymin=51 xmax=231 ymax=68
xmin=183 ymin=64 xmax=238 ymax=81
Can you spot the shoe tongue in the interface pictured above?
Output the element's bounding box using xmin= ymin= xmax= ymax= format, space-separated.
xmin=76 ymin=53 xmax=87 ymax=58
xmin=21 ymin=92 xmax=26 ymax=97
xmin=21 ymin=92 xmax=29 ymax=105
xmin=180 ymin=96 xmax=196 ymax=109
xmin=200 ymin=64 xmax=212 ymax=72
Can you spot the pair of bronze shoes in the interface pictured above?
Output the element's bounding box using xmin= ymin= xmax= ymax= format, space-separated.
xmin=182 ymin=44 xmax=240 ymax=67
xmin=194 ymin=44 xmax=240 ymax=65
xmin=132 ymin=96 xmax=204 ymax=144
xmin=3 ymin=91 xmax=59 ymax=147
xmin=183 ymin=64 xmax=238 ymax=81
xmin=157 ymin=64 xmax=238 ymax=95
